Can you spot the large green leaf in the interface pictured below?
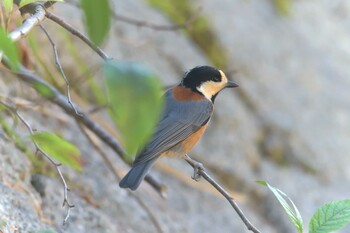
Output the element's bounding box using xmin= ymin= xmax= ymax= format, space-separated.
xmin=258 ymin=181 xmax=304 ymax=233
xmin=18 ymin=0 xmax=63 ymax=7
xmin=0 ymin=27 xmax=19 ymax=71
xmin=309 ymin=199 xmax=350 ymax=233
xmin=31 ymin=132 xmax=82 ymax=172
xmin=103 ymin=61 xmax=164 ymax=158
xmin=80 ymin=0 xmax=111 ymax=46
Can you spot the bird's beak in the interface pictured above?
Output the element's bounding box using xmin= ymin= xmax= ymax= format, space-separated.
xmin=225 ymin=80 xmax=239 ymax=88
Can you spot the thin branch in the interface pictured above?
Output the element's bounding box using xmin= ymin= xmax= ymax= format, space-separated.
xmin=184 ymin=154 xmax=262 ymax=233
xmin=45 ymin=10 xmax=109 ymax=61
xmin=39 ymin=24 xmax=80 ymax=116
xmin=0 ymin=99 xmax=74 ymax=224
xmin=77 ymin=123 xmax=164 ymax=233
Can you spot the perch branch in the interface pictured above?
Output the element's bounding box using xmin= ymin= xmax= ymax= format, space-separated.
xmin=185 ymin=154 xmax=261 ymax=233
xmin=0 ymin=99 xmax=74 ymax=224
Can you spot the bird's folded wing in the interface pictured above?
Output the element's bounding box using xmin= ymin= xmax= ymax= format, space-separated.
xmin=133 ymin=91 xmax=212 ymax=165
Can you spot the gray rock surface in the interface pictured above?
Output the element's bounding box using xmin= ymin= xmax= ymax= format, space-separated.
xmin=1 ymin=0 xmax=350 ymax=232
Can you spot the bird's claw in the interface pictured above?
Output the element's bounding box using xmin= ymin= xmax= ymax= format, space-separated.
xmin=184 ymin=154 xmax=204 ymax=181
xmin=191 ymin=161 xmax=204 ymax=181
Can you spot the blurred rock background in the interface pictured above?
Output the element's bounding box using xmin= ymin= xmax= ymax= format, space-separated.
xmin=1 ymin=0 xmax=350 ymax=232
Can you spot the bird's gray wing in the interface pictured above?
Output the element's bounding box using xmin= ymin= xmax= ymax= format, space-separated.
xmin=133 ymin=89 xmax=213 ymax=165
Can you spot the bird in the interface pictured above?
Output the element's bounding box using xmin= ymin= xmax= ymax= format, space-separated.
xmin=119 ymin=65 xmax=238 ymax=190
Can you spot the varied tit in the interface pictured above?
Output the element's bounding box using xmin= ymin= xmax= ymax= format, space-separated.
xmin=119 ymin=65 xmax=238 ymax=190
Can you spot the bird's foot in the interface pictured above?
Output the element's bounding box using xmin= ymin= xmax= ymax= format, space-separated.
xmin=184 ymin=154 xmax=204 ymax=181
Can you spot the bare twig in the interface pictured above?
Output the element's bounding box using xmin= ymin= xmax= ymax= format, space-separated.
xmin=77 ymin=123 xmax=164 ymax=233
xmin=45 ymin=10 xmax=109 ymax=61
xmin=184 ymin=154 xmax=261 ymax=233
xmin=39 ymin=24 xmax=80 ymax=116
xmin=0 ymin=99 xmax=74 ymax=224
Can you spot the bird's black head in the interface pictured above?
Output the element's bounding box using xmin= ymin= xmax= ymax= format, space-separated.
xmin=181 ymin=66 xmax=221 ymax=90
xmin=180 ymin=66 xmax=238 ymax=102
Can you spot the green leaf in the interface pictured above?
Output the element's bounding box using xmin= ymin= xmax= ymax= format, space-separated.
xmin=0 ymin=27 xmax=19 ymax=71
xmin=104 ymin=61 xmax=164 ymax=158
xmin=309 ymin=199 xmax=350 ymax=233
xmin=3 ymin=0 xmax=13 ymax=12
xmin=31 ymin=132 xmax=82 ymax=172
xmin=19 ymin=0 xmax=63 ymax=7
xmin=257 ymin=180 xmax=304 ymax=233
xmin=80 ymin=0 xmax=111 ymax=46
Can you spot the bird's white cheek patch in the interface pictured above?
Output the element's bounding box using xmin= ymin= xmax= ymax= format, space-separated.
xmin=198 ymin=82 xmax=226 ymax=100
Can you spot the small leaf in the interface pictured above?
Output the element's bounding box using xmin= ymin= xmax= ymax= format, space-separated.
xmin=80 ymin=0 xmax=111 ymax=46
xmin=31 ymin=132 xmax=82 ymax=172
xmin=19 ymin=0 xmax=63 ymax=7
xmin=3 ymin=0 xmax=13 ymax=12
xmin=257 ymin=180 xmax=304 ymax=233
xmin=0 ymin=27 xmax=19 ymax=71
xmin=309 ymin=199 xmax=350 ymax=233
xmin=104 ymin=61 xmax=164 ymax=158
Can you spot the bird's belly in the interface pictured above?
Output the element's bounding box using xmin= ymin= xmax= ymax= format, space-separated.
xmin=162 ymin=124 xmax=208 ymax=158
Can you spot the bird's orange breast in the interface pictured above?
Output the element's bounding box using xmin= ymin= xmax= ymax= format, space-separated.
xmin=172 ymin=86 xmax=206 ymax=102
xmin=163 ymin=123 xmax=208 ymax=158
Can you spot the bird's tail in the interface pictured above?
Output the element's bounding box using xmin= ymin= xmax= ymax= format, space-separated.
xmin=119 ymin=159 xmax=157 ymax=191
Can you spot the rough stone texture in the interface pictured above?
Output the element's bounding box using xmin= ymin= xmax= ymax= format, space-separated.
xmin=1 ymin=0 xmax=350 ymax=232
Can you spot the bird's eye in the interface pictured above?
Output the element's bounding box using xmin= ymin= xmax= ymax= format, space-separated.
xmin=213 ymin=76 xmax=221 ymax=82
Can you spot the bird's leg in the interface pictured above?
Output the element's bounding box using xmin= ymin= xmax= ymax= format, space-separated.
xmin=184 ymin=154 xmax=204 ymax=181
